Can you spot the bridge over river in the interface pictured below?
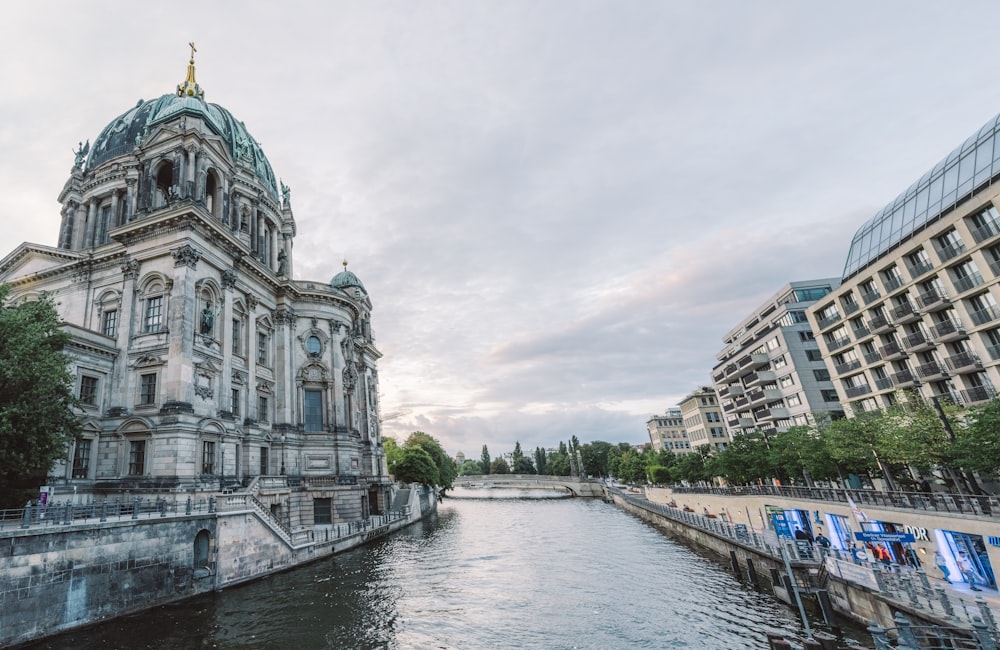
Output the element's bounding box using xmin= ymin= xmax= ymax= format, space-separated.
xmin=454 ymin=474 xmax=605 ymax=497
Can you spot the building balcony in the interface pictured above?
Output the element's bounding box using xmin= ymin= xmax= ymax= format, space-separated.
xmin=869 ymin=315 xmax=894 ymax=333
xmin=892 ymin=369 xmax=920 ymax=388
xmin=727 ymin=418 xmax=740 ymax=428
xmin=874 ymin=376 xmax=894 ymax=391
xmin=944 ymin=352 xmax=983 ymax=374
xmin=733 ymin=396 xmax=749 ymax=408
xmin=970 ymin=219 xmax=1000 ymax=244
xmin=844 ymin=383 xmax=873 ymax=398
xmin=969 ymin=304 xmax=1000 ymax=327
xmin=712 ymin=369 xmax=726 ymax=383
xmin=747 ymin=389 xmax=766 ymax=405
xmin=728 ymin=384 xmax=745 ymax=396
xmin=879 ymin=341 xmax=908 ymax=360
xmin=758 ymin=407 xmax=790 ymax=421
xmin=826 ymin=337 xmax=852 ymax=352
xmin=861 ymin=289 xmax=882 ymax=305
xmin=936 ymin=241 xmax=967 ymax=263
xmin=744 ymin=370 xmax=777 ymax=388
xmin=917 ymin=289 xmax=951 ymax=312
xmin=957 ymin=385 xmax=996 ymax=406
xmin=842 ymin=301 xmax=861 ymax=316
xmin=883 ymin=276 xmax=905 ymax=293
xmin=852 ymin=324 xmax=873 ymax=340
xmin=988 ymin=344 xmax=1000 ymax=362
xmin=929 ymin=318 xmax=966 ymax=342
xmin=952 ymin=272 xmax=985 ymax=295
xmin=863 ymin=349 xmax=883 ymax=365
xmin=818 ymin=313 xmax=843 ymax=330
xmin=737 ymin=354 xmax=755 ymax=369
xmin=903 ymin=331 xmax=935 ymax=352
xmin=892 ymin=302 xmax=922 ymax=323
xmin=834 ymin=359 xmax=863 ymax=374
xmin=722 ymin=401 xmax=735 ymax=412
xmin=738 ymin=417 xmax=755 ymax=428
xmin=908 ymin=260 xmax=935 ymax=278
xmin=750 ymin=352 xmax=770 ymax=368
xmin=914 ymin=361 xmax=948 ymax=381
xmin=989 ymin=258 xmax=1000 ymax=278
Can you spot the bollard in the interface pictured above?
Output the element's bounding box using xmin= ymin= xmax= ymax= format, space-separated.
xmin=64 ymin=503 xmax=74 ymax=525
xmin=973 ymin=616 xmax=999 ymax=650
xmin=746 ymin=558 xmax=760 ymax=591
xmin=100 ymin=500 xmax=108 ymax=522
xmin=159 ymin=498 xmax=166 ymax=518
xmin=186 ymin=496 xmax=192 ymax=516
xmin=21 ymin=504 xmax=31 ymax=529
xmin=934 ymin=584 xmax=956 ymax=619
xmin=114 ymin=497 xmax=121 ymax=518
xmin=132 ymin=497 xmax=141 ymax=519
xmin=209 ymin=497 xmax=216 ymax=514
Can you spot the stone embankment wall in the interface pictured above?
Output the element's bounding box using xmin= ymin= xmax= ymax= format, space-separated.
xmin=0 ymin=486 xmax=436 ymax=647
xmin=0 ymin=516 xmax=218 ymax=647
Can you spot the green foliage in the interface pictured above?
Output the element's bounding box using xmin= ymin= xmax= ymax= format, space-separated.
xmin=647 ymin=465 xmax=672 ymax=484
xmin=533 ymin=446 xmax=547 ymax=475
xmin=710 ymin=432 xmax=771 ymax=484
xmin=818 ymin=411 xmax=882 ymax=477
xmin=953 ymin=399 xmax=1000 ymax=475
xmin=511 ymin=441 xmax=535 ymax=473
xmin=673 ymin=449 xmax=708 ymax=484
xmin=393 ymin=446 xmax=439 ymax=487
xmin=383 ymin=437 xmax=403 ymax=475
xmin=480 ymin=445 xmax=491 ymax=475
xmin=0 ymin=286 xmax=80 ymax=505
xmin=546 ymin=450 xmax=570 ymax=476
xmin=615 ymin=449 xmax=646 ymax=483
xmin=457 ymin=459 xmax=482 ymax=476
xmin=769 ymin=426 xmax=838 ymax=483
xmin=580 ymin=441 xmax=613 ymax=477
xmin=404 ymin=432 xmax=456 ymax=489
xmin=490 ymin=457 xmax=511 ymax=474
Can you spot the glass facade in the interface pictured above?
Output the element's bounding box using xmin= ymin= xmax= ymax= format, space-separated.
xmin=844 ymin=111 xmax=1000 ymax=279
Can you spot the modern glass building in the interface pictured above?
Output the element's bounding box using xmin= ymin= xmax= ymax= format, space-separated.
xmin=810 ymin=111 xmax=1000 ymax=412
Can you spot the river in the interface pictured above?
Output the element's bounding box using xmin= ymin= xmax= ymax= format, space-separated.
xmin=24 ymin=488 xmax=870 ymax=649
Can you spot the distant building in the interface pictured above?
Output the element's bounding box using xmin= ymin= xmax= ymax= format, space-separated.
xmin=678 ymin=387 xmax=727 ymax=451
xmin=455 ymin=451 xmax=466 ymax=465
xmin=808 ymin=111 xmax=1000 ymax=413
xmin=711 ymin=279 xmax=844 ymax=438
xmin=645 ymin=407 xmax=691 ymax=455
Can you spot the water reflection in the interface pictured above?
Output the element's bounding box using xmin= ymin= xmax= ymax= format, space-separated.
xmin=25 ymin=497 xmax=869 ymax=649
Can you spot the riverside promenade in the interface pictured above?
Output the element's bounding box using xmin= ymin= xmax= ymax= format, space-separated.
xmin=609 ymin=485 xmax=1000 ymax=648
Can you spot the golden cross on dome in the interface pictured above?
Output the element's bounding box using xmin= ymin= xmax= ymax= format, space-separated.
xmin=189 ymin=41 xmax=197 ymax=62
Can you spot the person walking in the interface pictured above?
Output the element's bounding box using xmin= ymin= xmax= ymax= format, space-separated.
xmin=957 ymin=551 xmax=984 ymax=591
xmin=934 ymin=550 xmax=951 ymax=582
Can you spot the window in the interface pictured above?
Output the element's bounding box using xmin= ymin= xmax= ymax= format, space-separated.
xmin=232 ymin=319 xmax=242 ymax=355
xmin=766 ymin=337 xmax=780 ymax=351
xmin=231 ymin=388 xmax=241 ymax=417
xmin=773 ymin=355 xmax=787 ymax=369
xmin=786 ymin=393 xmax=802 ymax=407
xmin=79 ymin=375 xmax=98 ymax=406
xmin=257 ymin=332 xmax=268 ymax=366
xmin=258 ymin=395 xmax=269 ymax=423
xmin=306 ymin=335 xmax=322 ymax=356
xmin=304 ymin=389 xmax=323 ymax=431
xmin=72 ymin=439 xmax=91 ymax=479
xmin=128 ymin=440 xmax=146 ymax=475
xmin=805 ymin=349 xmax=823 ymax=361
xmin=779 ymin=375 xmax=795 ymax=388
xmin=139 ymin=373 xmax=157 ymax=405
xmin=706 ymin=411 xmax=721 ymax=422
xmin=202 ymin=441 xmax=216 ymax=474
xmin=260 ymin=446 xmax=269 ymax=475
xmin=798 ymin=331 xmax=815 ymax=342
xmin=821 ymin=389 xmax=840 ymax=402
xmin=102 ymin=309 xmax=118 ymax=337
xmin=813 ymin=369 xmax=831 ymax=381
xmin=144 ymin=295 xmax=164 ymax=332
xmin=314 ymin=498 xmax=332 ymax=525
xmin=793 ymin=287 xmax=832 ymax=302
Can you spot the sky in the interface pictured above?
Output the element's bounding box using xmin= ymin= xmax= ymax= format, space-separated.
xmin=4 ymin=2 xmax=1000 ymax=458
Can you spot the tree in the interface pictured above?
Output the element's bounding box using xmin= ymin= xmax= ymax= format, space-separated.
xmin=490 ymin=458 xmax=510 ymax=474
xmin=818 ymin=411 xmax=882 ymax=479
xmin=580 ymin=441 xmax=613 ymax=477
xmin=547 ymin=450 xmax=570 ymax=476
xmin=711 ymin=432 xmax=771 ymax=485
xmin=457 ymin=459 xmax=482 ymax=476
xmin=480 ymin=444 xmax=491 ymax=475
xmin=0 ymin=286 xmax=80 ymax=506
xmin=673 ymin=449 xmax=709 ymax=484
xmin=512 ymin=441 xmax=535 ymax=474
xmin=534 ymin=446 xmax=547 ymax=475
xmin=952 ymin=399 xmax=1000 ymax=476
xmin=383 ymin=437 xmax=404 ymax=475
xmin=769 ymin=426 xmax=838 ymax=484
xmin=393 ymin=446 xmax=439 ymax=487
xmin=404 ymin=432 xmax=457 ymax=489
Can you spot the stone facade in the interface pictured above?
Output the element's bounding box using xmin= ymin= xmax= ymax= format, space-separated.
xmin=0 ymin=54 xmax=391 ymax=516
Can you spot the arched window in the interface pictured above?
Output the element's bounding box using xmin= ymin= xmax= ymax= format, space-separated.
xmin=154 ymin=161 xmax=174 ymax=208
xmin=205 ymin=169 xmax=220 ymax=218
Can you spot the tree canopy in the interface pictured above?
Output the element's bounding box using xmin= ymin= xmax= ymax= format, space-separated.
xmin=404 ymin=432 xmax=456 ymax=489
xmin=0 ymin=286 xmax=80 ymax=506
xmin=393 ymin=446 xmax=439 ymax=487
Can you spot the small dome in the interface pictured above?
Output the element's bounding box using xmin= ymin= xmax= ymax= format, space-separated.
xmin=331 ymin=269 xmax=366 ymax=293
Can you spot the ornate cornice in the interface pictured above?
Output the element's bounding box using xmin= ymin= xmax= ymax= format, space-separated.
xmin=172 ymin=243 xmax=201 ymax=268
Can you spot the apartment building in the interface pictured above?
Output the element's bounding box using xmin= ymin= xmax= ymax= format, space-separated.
xmin=711 ymin=280 xmax=844 ymax=437
xmin=645 ymin=407 xmax=692 ymax=455
xmin=808 ymin=112 xmax=1000 ymax=413
xmin=679 ymin=387 xmax=728 ymax=451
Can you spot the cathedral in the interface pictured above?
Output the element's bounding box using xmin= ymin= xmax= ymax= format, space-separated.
xmin=0 ymin=49 xmax=390 ymax=519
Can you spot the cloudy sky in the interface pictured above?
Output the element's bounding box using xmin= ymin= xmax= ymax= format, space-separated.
xmin=3 ymin=2 xmax=1000 ymax=457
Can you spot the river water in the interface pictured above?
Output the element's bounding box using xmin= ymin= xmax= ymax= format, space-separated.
xmin=25 ymin=489 xmax=870 ymax=649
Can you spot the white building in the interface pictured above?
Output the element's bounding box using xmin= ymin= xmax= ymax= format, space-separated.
xmin=645 ymin=407 xmax=691 ymax=455
xmin=0 ymin=52 xmax=391 ymax=520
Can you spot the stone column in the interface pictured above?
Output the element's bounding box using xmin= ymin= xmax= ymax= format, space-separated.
xmin=185 ymin=146 xmax=197 ymax=198
xmin=164 ymin=244 xmax=201 ymax=409
xmin=109 ymin=191 xmax=120 ymax=230
xmin=221 ymin=268 xmax=237 ymax=419
xmin=272 ymin=308 xmax=295 ymax=425
xmin=84 ymin=201 xmax=97 ymax=248
xmin=125 ymin=178 xmax=136 ymax=223
xmin=58 ymin=203 xmax=74 ymax=249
